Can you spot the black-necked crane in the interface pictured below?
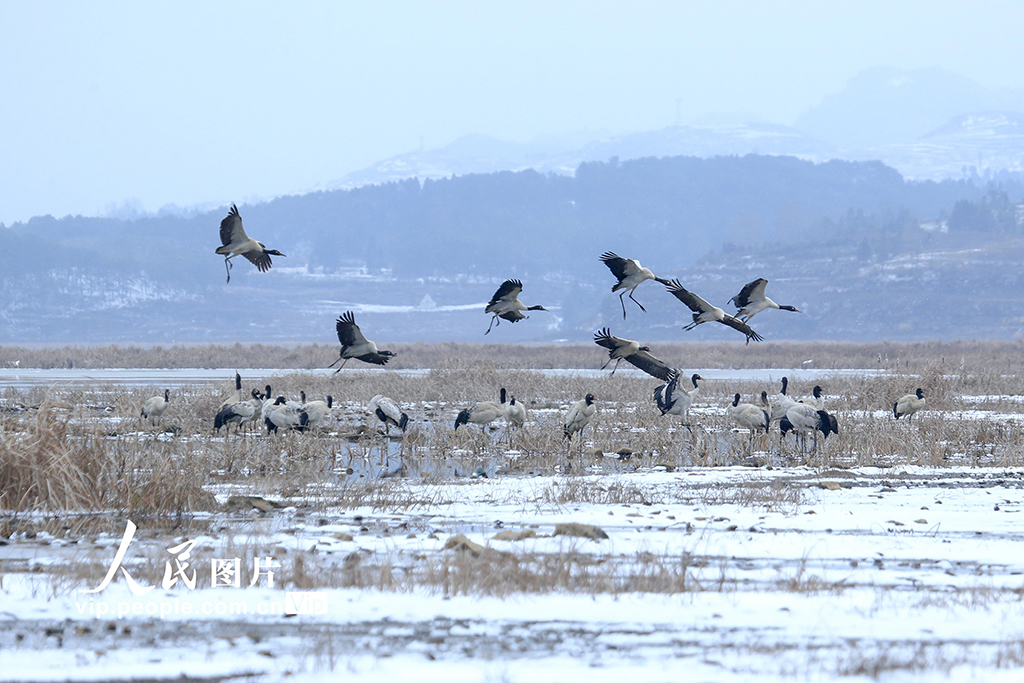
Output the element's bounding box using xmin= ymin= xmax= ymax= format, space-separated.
xmin=500 ymin=389 xmax=527 ymax=446
xmin=218 ymin=372 xmax=243 ymax=411
xmin=894 ymin=388 xmax=926 ymax=420
xmin=259 ymin=385 xmax=277 ymax=423
xmin=799 ymin=385 xmax=824 ymax=411
xmin=593 ymin=328 xmax=674 ymax=381
xmin=454 ymin=397 xmax=504 ymax=434
xmin=664 ymin=280 xmax=764 ymax=344
xmin=214 ymin=388 xmax=261 ymax=437
xmin=330 ymin=311 xmax=396 ymax=372
xmin=484 ymin=279 xmax=548 ymax=335
xmin=300 ymin=395 xmax=333 ymax=429
xmin=729 ymin=278 xmax=801 ymax=323
xmin=140 ymin=389 xmax=170 ymax=426
xmin=264 ymin=396 xmax=308 ymax=433
xmin=728 ymin=393 xmax=770 ymax=447
xmin=767 ymin=377 xmax=797 ymax=424
xmin=784 ymin=403 xmax=837 ymax=454
xmin=369 ymin=395 xmax=409 ymax=435
xmin=564 ymin=393 xmax=597 ymax=442
xmin=215 ymin=204 xmax=285 ymax=284
xmin=504 ymin=395 xmax=526 ymax=430
xmin=653 ymin=372 xmax=702 ymax=434
xmin=599 ymin=251 xmax=670 ymax=319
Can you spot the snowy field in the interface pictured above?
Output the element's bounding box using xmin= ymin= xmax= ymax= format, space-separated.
xmin=1 ymin=367 xmax=1024 ymax=681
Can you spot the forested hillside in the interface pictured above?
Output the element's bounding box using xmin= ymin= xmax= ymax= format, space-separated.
xmin=1 ymin=154 xmax=1016 ymax=344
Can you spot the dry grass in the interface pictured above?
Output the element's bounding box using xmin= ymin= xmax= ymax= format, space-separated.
xmin=0 ymin=400 xmax=215 ymax=514
xmin=4 ymin=339 xmax=1024 ymax=373
xmin=1 ymin=343 xmax=1023 ymax=518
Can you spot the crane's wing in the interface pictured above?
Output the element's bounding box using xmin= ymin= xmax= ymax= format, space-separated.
xmin=599 ymin=252 xmax=640 ymax=283
xmin=336 ymin=311 xmax=369 ymax=347
xmin=498 ymin=310 xmax=526 ymax=323
xmin=653 ymin=370 xmax=680 ymax=412
xmin=594 ymin=327 xmax=629 ymax=353
xmin=489 ymin=279 xmax=523 ymax=306
xmin=360 ymin=351 xmax=392 ymax=366
xmin=242 ymin=249 xmax=273 ymax=272
xmin=378 ymin=396 xmax=402 ymax=421
xmin=730 ymin=278 xmax=768 ymax=309
xmin=627 ymin=348 xmax=674 ymax=382
xmin=719 ymin=314 xmax=764 ymax=343
xmin=219 ymin=204 xmax=246 ymax=247
xmin=664 ymin=279 xmax=713 ymax=314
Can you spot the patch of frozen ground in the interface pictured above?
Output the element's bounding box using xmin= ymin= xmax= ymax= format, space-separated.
xmin=3 ymin=467 xmax=1024 ymax=680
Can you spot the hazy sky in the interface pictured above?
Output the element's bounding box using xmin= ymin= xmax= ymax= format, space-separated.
xmin=2 ymin=1 xmax=1024 ymax=225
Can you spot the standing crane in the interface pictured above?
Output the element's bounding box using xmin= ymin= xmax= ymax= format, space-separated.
xmin=727 ymin=393 xmax=770 ymax=448
xmin=664 ymin=280 xmax=763 ymax=344
xmin=729 ymin=278 xmax=801 ymax=322
xmin=499 ymin=389 xmax=527 ymax=446
xmin=454 ymin=397 xmax=504 ymax=434
xmin=299 ymin=395 xmax=334 ymax=429
xmin=218 ymin=372 xmax=243 ymax=410
xmin=264 ymin=396 xmax=308 ymax=433
xmin=329 ymin=311 xmax=396 ymax=372
xmin=369 ymin=395 xmax=409 ymax=435
xmin=214 ymin=388 xmax=262 ymax=437
xmin=564 ymin=393 xmax=597 ymax=443
xmin=140 ymin=389 xmax=170 ymax=426
xmin=653 ymin=372 xmax=703 ymax=434
xmin=484 ymin=279 xmax=548 ymax=335
xmin=599 ymin=252 xmax=671 ymax=319
xmin=766 ymin=377 xmax=797 ymax=424
xmin=783 ymin=403 xmax=837 ymax=454
xmin=214 ymin=205 xmax=285 ymax=284
xmin=799 ymin=385 xmax=825 ymax=410
xmin=894 ymin=388 xmax=926 ymax=420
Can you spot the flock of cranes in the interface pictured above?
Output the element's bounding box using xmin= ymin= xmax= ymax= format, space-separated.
xmin=137 ymin=206 xmax=928 ymax=460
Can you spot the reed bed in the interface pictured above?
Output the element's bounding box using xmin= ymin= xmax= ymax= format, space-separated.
xmin=1 ymin=346 xmax=1022 ymax=516
xmin=3 ymin=339 xmax=1024 ymax=373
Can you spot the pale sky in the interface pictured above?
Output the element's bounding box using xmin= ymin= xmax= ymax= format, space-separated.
xmin=2 ymin=0 xmax=1023 ymax=225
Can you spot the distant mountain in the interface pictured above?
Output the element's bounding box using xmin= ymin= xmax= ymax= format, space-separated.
xmin=325 ymin=124 xmax=836 ymax=190
xmin=859 ymin=112 xmax=1024 ymax=181
xmin=794 ymin=66 xmax=1024 ymax=150
xmin=326 ymin=73 xmax=1024 ymax=191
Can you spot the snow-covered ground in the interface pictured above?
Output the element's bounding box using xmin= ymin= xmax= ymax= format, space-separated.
xmin=3 ymin=466 xmax=1024 ymax=681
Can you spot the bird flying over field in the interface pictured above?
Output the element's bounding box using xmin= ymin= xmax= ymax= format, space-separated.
xmin=329 ymin=311 xmax=396 ymax=372
xmin=729 ymin=278 xmax=800 ymax=322
xmin=664 ymin=279 xmax=763 ymax=344
xmin=599 ymin=252 xmax=671 ymax=319
xmin=484 ymin=279 xmax=548 ymax=335
xmin=215 ymin=204 xmax=285 ymax=283
xmin=593 ymin=328 xmax=674 ymax=381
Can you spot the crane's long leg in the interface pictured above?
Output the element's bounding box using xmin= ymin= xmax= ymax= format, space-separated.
xmin=628 ymin=290 xmax=647 ymax=313
xmin=609 ymin=358 xmax=623 ymax=376
xmin=223 ymin=256 xmax=234 ymax=284
xmin=485 ymin=314 xmax=499 ymax=335
xmin=331 ymin=357 xmax=350 ymax=374
xmin=618 ymin=292 xmax=627 ymax=319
